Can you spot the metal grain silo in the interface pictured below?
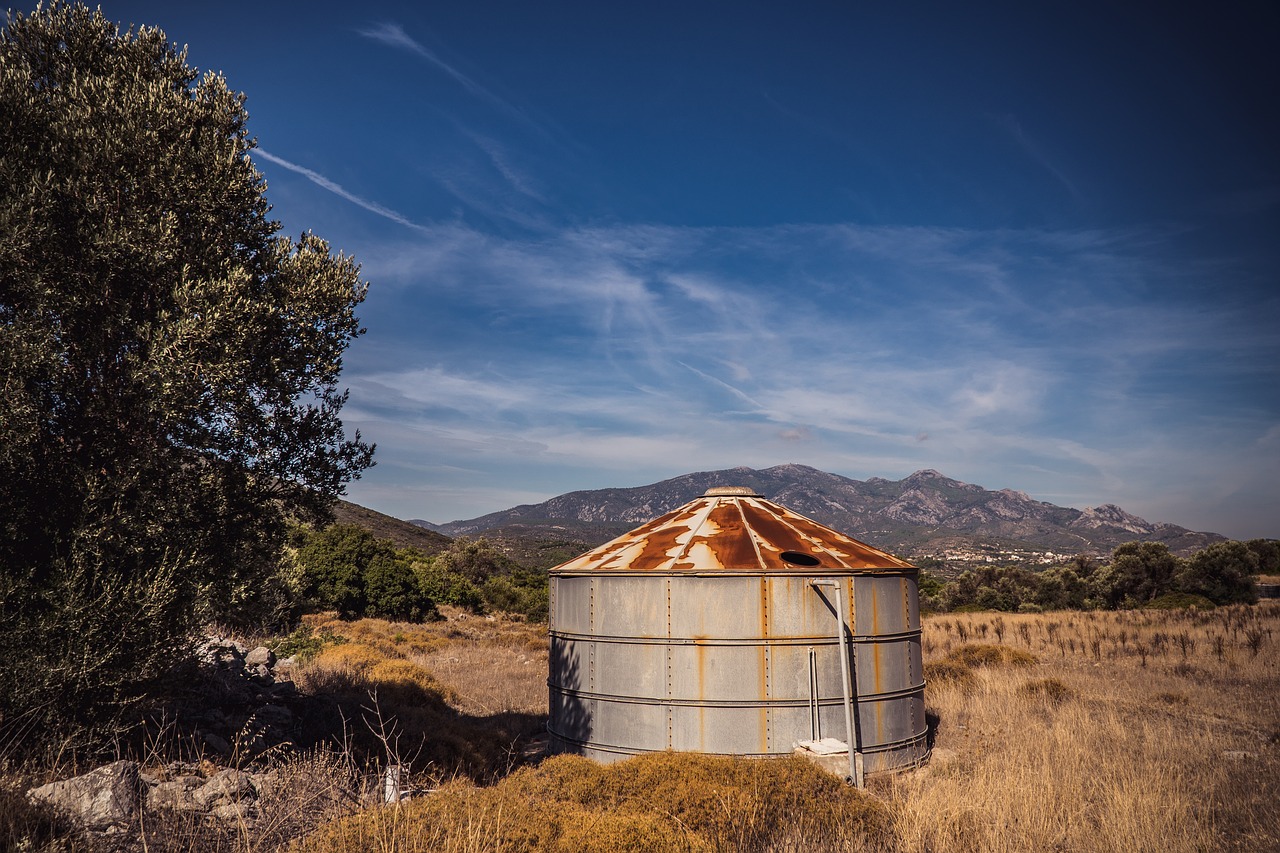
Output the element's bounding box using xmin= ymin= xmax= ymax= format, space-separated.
xmin=547 ymin=486 xmax=928 ymax=783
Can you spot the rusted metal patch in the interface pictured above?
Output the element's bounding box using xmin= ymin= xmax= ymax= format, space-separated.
xmin=552 ymin=492 xmax=915 ymax=574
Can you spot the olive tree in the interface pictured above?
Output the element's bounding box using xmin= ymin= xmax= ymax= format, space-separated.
xmin=0 ymin=2 xmax=373 ymax=748
xmin=1093 ymin=542 xmax=1183 ymax=607
xmin=1177 ymin=541 xmax=1259 ymax=605
xmin=296 ymin=525 xmax=436 ymax=622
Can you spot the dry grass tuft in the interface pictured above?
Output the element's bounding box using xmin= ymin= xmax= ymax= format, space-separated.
xmin=921 ymin=659 xmax=976 ymax=690
xmin=946 ymin=643 xmax=1038 ymax=669
xmin=295 ymin=752 xmax=891 ymax=853
xmin=1016 ymin=677 xmax=1073 ymax=704
xmin=297 ymin=645 xmax=459 ymax=708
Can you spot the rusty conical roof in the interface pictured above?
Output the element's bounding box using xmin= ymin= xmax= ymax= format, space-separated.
xmin=551 ymin=488 xmax=914 ymax=574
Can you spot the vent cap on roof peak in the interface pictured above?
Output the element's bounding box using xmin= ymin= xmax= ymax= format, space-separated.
xmin=702 ymin=486 xmax=760 ymax=497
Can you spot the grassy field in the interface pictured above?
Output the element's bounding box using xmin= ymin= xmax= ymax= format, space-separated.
xmin=892 ymin=604 xmax=1279 ymax=852
xmin=6 ymin=602 xmax=1277 ymax=850
xmin=288 ymin=602 xmax=1278 ymax=851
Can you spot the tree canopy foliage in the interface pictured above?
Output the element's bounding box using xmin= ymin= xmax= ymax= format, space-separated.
xmin=291 ymin=529 xmax=549 ymax=623
xmin=0 ymin=2 xmax=372 ymax=747
xmin=927 ymin=539 xmax=1262 ymax=614
xmin=1177 ymin=541 xmax=1259 ymax=605
xmin=296 ymin=525 xmax=436 ymax=622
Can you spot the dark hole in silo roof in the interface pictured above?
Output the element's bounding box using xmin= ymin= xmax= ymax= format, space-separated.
xmin=780 ymin=551 xmax=820 ymax=567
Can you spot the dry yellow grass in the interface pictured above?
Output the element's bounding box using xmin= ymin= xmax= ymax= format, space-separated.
xmin=284 ymin=602 xmax=1277 ymax=851
xmin=891 ymin=603 xmax=1280 ymax=852
xmin=11 ymin=603 xmax=1274 ymax=850
xmin=293 ymin=752 xmax=891 ymax=853
xmin=301 ymin=608 xmax=548 ymax=718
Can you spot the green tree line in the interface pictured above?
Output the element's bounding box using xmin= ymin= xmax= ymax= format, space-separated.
xmin=922 ymin=539 xmax=1277 ymax=613
xmin=290 ymin=526 xmax=550 ymax=623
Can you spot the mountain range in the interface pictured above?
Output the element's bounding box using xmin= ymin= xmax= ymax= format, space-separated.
xmin=413 ymin=464 xmax=1223 ymax=565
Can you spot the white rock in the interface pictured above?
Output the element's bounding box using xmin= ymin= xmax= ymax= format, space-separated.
xmin=28 ymin=760 xmax=141 ymax=830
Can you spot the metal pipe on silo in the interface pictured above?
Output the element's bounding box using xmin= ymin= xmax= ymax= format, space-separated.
xmin=810 ymin=579 xmax=864 ymax=787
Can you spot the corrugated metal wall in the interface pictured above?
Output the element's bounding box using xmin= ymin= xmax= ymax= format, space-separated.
xmin=548 ymin=571 xmax=928 ymax=774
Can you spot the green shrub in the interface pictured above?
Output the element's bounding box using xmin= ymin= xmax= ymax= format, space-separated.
xmin=482 ymin=572 xmax=549 ymax=622
xmin=363 ymin=553 xmax=438 ymax=622
xmin=414 ymin=561 xmax=485 ymax=611
xmin=433 ymin=537 xmax=521 ymax=584
xmin=1146 ymin=592 xmax=1216 ymax=610
xmin=297 ymin=524 xmax=438 ymax=621
xmin=1176 ymin=541 xmax=1259 ymax=605
xmin=269 ymin=622 xmax=348 ymax=662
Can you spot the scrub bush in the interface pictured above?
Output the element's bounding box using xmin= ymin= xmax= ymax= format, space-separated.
xmin=295 ymin=752 xmax=891 ymax=852
xmin=1146 ymin=592 xmax=1217 ymax=610
xmin=1018 ymin=677 xmax=1074 ymax=704
xmin=948 ymin=643 xmax=1038 ymax=668
xmin=298 ymin=525 xmax=437 ymax=621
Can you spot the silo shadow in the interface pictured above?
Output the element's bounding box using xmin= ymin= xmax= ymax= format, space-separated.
xmin=546 ymin=634 xmax=592 ymax=756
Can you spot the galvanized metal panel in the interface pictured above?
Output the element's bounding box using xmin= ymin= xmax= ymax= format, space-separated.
xmin=767 ymin=574 xmax=840 ymax=638
xmin=668 ymin=576 xmax=764 ymax=638
xmin=591 ymin=697 xmax=668 ymax=752
xmin=670 ymin=705 xmax=771 ymax=754
xmin=547 ymin=636 xmax=588 ymax=691
xmin=594 ymin=638 xmax=666 ymax=698
xmin=852 ymin=575 xmax=912 ymax=636
xmin=553 ymin=577 xmax=593 ymax=634
xmin=853 ymin=639 xmax=917 ymax=698
xmin=668 ymin=643 xmax=768 ymax=702
xmin=594 ymin=575 xmax=667 ymax=638
xmin=768 ymin=642 xmax=823 ymax=701
xmin=548 ymin=682 xmax=594 ymax=745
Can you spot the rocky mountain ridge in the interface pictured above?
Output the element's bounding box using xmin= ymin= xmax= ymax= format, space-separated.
xmin=415 ymin=464 xmax=1223 ymax=562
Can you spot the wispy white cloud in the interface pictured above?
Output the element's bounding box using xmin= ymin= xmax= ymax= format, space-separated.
xmin=255 ymin=149 xmax=430 ymax=233
xmin=463 ymin=130 xmax=545 ymax=201
xmin=357 ymin=21 xmax=552 ymax=140
xmin=336 ymin=220 xmax=1279 ymax=537
xmin=358 ymin=22 xmax=494 ymax=104
xmin=997 ymin=114 xmax=1083 ymax=201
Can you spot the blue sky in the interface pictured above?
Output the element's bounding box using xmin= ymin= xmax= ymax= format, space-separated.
xmin=100 ymin=1 xmax=1278 ymax=539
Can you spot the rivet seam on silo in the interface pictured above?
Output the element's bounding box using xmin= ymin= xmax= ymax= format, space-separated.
xmin=665 ymin=575 xmax=673 ymax=749
xmin=761 ymin=576 xmax=771 ymax=752
xmin=588 ymin=578 xmax=595 ymax=693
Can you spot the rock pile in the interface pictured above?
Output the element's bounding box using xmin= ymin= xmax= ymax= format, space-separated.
xmin=187 ymin=637 xmax=300 ymax=759
xmin=26 ymin=636 xmax=333 ymax=834
xmin=29 ymin=759 xmax=271 ymax=830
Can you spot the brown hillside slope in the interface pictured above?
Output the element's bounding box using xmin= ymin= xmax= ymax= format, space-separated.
xmin=332 ymin=499 xmax=451 ymax=554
